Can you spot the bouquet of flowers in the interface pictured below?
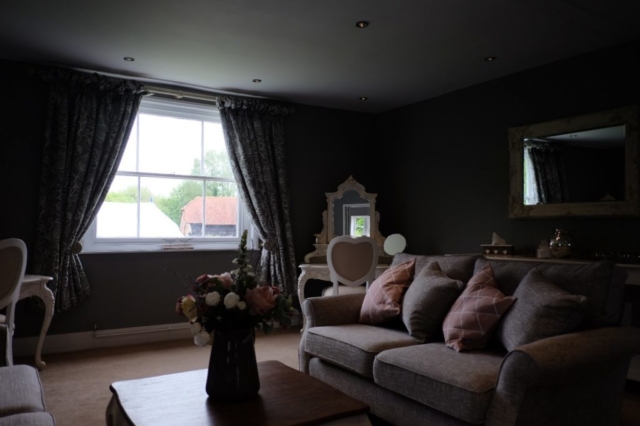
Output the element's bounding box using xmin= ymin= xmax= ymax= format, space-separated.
xmin=175 ymin=230 xmax=297 ymax=346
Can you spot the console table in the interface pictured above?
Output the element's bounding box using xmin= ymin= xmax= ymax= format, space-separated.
xmin=483 ymin=254 xmax=640 ymax=286
xmin=19 ymin=275 xmax=55 ymax=370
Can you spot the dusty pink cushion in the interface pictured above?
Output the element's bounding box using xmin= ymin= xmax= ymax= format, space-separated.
xmin=443 ymin=264 xmax=515 ymax=352
xmin=360 ymin=259 xmax=416 ymax=325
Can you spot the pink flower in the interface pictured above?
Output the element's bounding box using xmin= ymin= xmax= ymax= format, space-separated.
xmin=245 ymin=286 xmax=277 ymax=315
xmin=217 ymin=272 xmax=234 ymax=289
xmin=196 ymin=274 xmax=211 ymax=284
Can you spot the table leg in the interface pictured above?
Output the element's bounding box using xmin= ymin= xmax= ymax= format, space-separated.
xmin=35 ymin=283 xmax=55 ymax=370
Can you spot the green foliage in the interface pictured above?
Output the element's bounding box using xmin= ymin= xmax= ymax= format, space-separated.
xmin=155 ymin=180 xmax=202 ymax=225
xmin=231 ymin=230 xmax=257 ymax=297
xmin=105 ymin=186 xmax=153 ymax=203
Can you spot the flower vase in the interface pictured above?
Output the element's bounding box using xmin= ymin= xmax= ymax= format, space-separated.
xmin=205 ymin=328 xmax=260 ymax=401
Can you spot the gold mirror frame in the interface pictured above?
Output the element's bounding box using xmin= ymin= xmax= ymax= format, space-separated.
xmin=304 ymin=176 xmax=386 ymax=263
xmin=508 ymin=105 xmax=640 ymax=218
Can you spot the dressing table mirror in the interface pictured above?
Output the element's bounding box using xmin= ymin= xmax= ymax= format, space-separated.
xmin=298 ymin=176 xmax=391 ymax=310
xmin=304 ymin=176 xmax=388 ymax=263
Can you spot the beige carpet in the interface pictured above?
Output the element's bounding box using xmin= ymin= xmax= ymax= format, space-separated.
xmin=15 ymin=327 xmax=302 ymax=426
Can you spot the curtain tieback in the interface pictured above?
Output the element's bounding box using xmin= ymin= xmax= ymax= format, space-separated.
xmin=70 ymin=241 xmax=83 ymax=254
xmin=262 ymin=239 xmax=277 ymax=252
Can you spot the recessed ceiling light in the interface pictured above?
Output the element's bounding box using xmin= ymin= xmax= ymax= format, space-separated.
xmin=123 ymin=57 xmax=135 ymax=62
xmin=252 ymin=79 xmax=262 ymax=83
xmin=359 ymin=97 xmax=368 ymax=101
xmin=355 ymin=21 xmax=369 ymax=28
xmin=484 ymin=56 xmax=497 ymax=62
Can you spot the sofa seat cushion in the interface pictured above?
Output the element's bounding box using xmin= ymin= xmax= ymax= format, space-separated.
xmin=374 ymin=343 xmax=504 ymax=424
xmin=0 ymin=366 xmax=47 ymax=416
xmin=0 ymin=413 xmax=56 ymax=426
xmin=305 ymin=324 xmax=418 ymax=378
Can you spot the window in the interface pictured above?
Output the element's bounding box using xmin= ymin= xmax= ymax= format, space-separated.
xmin=83 ymin=97 xmax=253 ymax=252
xmin=349 ymin=216 xmax=370 ymax=237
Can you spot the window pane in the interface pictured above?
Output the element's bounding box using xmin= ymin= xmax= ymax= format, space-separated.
xmin=98 ymin=176 xmax=139 ymax=238
xmin=203 ymin=122 xmax=234 ymax=179
xmin=118 ymin=118 xmax=138 ymax=172
xmin=138 ymin=114 xmax=203 ymax=176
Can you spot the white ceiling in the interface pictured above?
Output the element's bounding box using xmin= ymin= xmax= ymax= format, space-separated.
xmin=1 ymin=0 xmax=639 ymax=113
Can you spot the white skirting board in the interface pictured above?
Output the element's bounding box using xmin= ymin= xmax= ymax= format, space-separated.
xmin=14 ymin=314 xmax=302 ymax=358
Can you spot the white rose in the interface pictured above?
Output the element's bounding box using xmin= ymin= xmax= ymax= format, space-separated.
xmin=205 ymin=291 xmax=221 ymax=306
xmin=224 ymin=292 xmax=240 ymax=309
xmin=190 ymin=321 xmax=202 ymax=335
xmin=194 ymin=331 xmax=211 ymax=347
xmin=237 ymin=301 xmax=247 ymax=311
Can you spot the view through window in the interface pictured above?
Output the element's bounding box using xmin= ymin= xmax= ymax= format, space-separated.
xmin=89 ymin=97 xmax=245 ymax=249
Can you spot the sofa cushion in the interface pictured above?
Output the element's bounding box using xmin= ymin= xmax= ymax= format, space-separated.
xmin=0 ymin=413 xmax=56 ymax=426
xmin=0 ymin=365 xmax=47 ymax=417
xmin=392 ymin=254 xmax=479 ymax=284
xmin=374 ymin=343 xmax=504 ymax=425
xmin=496 ymin=268 xmax=588 ymax=351
xmin=402 ymin=262 xmax=464 ymax=342
xmin=360 ymin=259 xmax=415 ymax=325
xmin=305 ymin=324 xmax=418 ymax=378
xmin=443 ymin=264 xmax=515 ymax=351
xmin=475 ymin=258 xmax=626 ymax=327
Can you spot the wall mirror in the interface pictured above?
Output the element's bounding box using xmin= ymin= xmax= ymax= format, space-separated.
xmin=509 ymin=105 xmax=640 ymax=218
xmin=304 ymin=176 xmax=387 ymax=263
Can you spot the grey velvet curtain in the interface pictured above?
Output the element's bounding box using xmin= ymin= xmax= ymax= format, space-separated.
xmin=525 ymin=142 xmax=569 ymax=204
xmin=32 ymin=69 xmax=145 ymax=311
xmin=217 ymin=96 xmax=297 ymax=295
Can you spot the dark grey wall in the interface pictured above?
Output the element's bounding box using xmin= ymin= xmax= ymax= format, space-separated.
xmin=0 ymin=59 xmax=374 ymax=336
xmin=373 ymin=40 xmax=640 ymax=258
xmin=5 ymin=39 xmax=640 ymax=337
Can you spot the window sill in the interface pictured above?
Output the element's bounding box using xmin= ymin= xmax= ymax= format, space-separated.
xmin=81 ymin=241 xmax=244 ymax=254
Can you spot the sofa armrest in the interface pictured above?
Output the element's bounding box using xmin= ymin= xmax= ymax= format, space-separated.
xmin=302 ymin=293 xmax=366 ymax=328
xmin=486 ymin=327 xmax=640 ymax=426
xmin=299 ymin=293 xmax=365 ymax=374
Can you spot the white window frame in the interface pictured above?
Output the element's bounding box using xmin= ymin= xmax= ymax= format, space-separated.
xmin=82 ymin=96 xmax=257 ymax=253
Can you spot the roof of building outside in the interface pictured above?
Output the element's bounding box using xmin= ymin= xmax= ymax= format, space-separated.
xmin=181 ymin=196 xmax=237 ymax=225
xmin=97 ymin=202 xmax=184 ymax=238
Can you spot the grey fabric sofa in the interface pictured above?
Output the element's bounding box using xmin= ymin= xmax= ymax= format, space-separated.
xmin=0 ymin=341 xmax=55 ymax=425
xmin=299 ymin=254 xmax=640 ymax=426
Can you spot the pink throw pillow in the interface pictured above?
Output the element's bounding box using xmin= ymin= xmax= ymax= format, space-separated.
xmin=360 ymin=259 xmax=416 ymax=325
xmin=443 ymin=264 xmax=515 ymax=352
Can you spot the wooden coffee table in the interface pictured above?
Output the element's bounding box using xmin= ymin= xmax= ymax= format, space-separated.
xmin=106 ymin=360 xmax=370 ymax=426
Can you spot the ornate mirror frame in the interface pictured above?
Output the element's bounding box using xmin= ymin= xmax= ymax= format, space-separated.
xmin=508 ymin=105 xmax=640 ymax=218
xmin=304 ymin=176 xmax=386 ymax=263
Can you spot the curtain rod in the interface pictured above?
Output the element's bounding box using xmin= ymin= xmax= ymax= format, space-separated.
xmin=143 ymin=85 xmax=220 ymax=104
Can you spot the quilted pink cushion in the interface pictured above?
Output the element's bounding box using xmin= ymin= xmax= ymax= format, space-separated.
xmin=443 ymin=263 xmax=515 ymax=352
xmin=360 ymin=259 xmax=416 ymax=325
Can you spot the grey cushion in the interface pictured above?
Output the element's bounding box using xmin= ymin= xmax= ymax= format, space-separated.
xmin=374 ymin=343 xmax=504 ymax=424
xmin=392 ymin=254 xmax=480 ymax=284
xmin=0 ymin=413 xmax=55 ymax=426
xmin=305 ymin=324 xmax=418 ymax=378
xmin=402 ymin=262 xmax=464 ymax=342
xmin=496 ymin=268 xmax=588 ymax=351
xmin=0 ymin=365 xmax=47 ymax=416
xmin=475 ymin=258 xmax=626 ymax=327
